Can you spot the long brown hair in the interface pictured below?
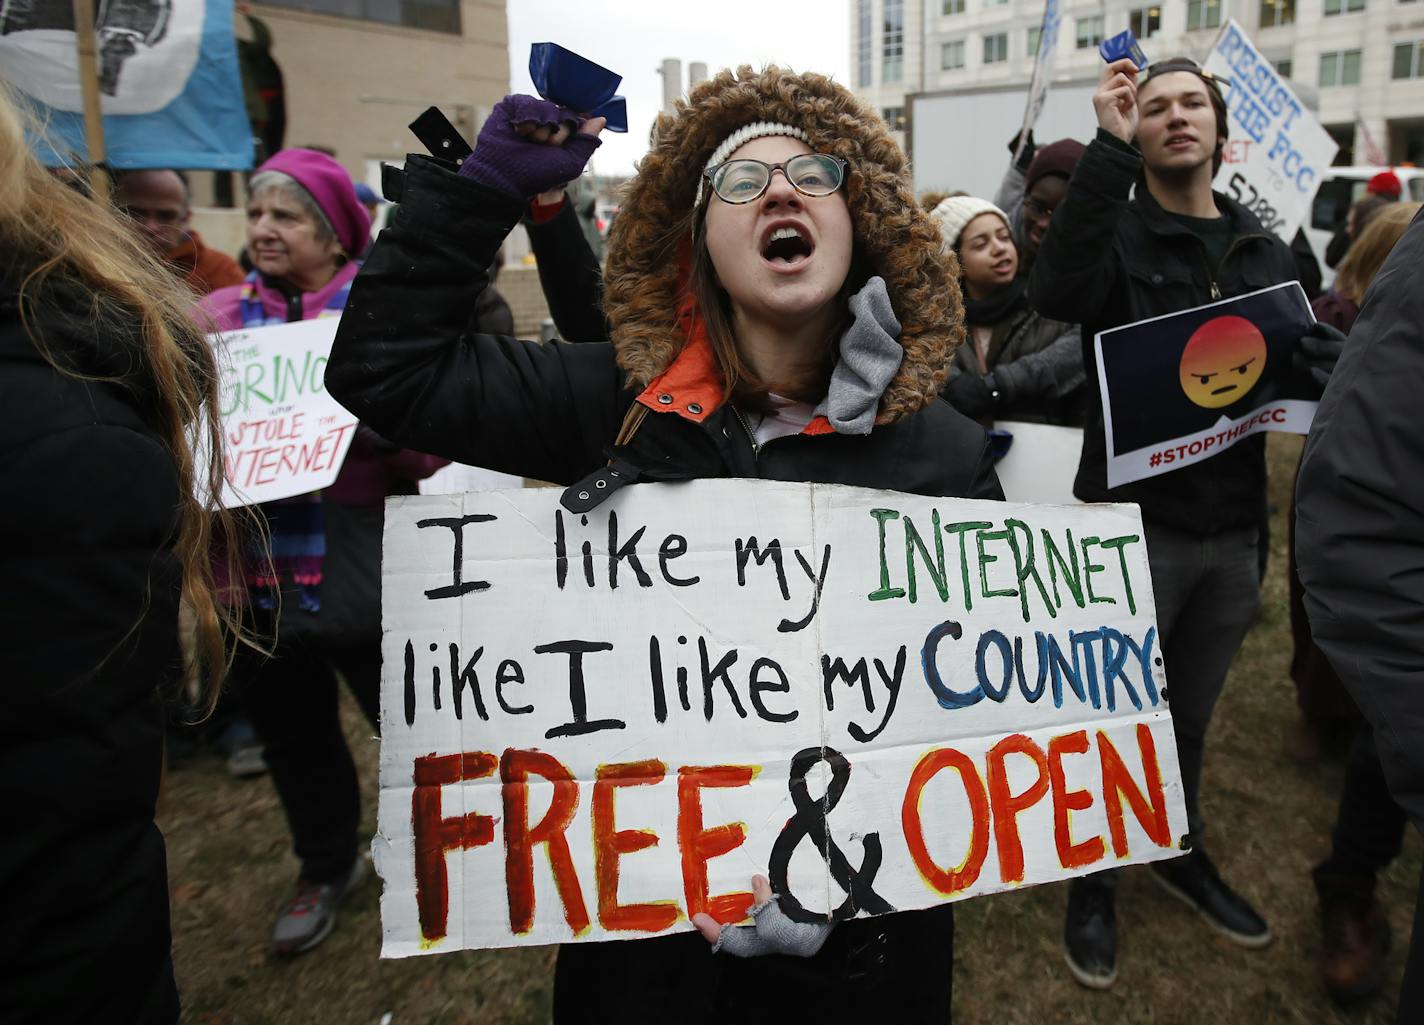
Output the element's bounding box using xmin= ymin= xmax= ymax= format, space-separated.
xmin=0 ymin=86 xmax=251 ymax=715
xmin=1334 ymin=202 xmax=1422 ymax=305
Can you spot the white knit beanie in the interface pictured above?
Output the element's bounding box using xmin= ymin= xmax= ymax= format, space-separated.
xmin=930 ymin=196 xmax=1009 ymax=251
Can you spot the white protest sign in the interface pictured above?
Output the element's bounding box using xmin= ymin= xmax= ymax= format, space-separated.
xmin=1016 ymin=0 xmax=1066 ymax=160
xmin=376 ymin=479 xmax=1187 ymax=957
xmin=212 ymin=319 xmax=358 ymax=508
xmin=1096 ymin=283 xmax=1317 ymax=487
xmin=993 ymin=421 xmax=1083 ymax=505
xmin=1205 ymin=20 xmax=1338 ymax=240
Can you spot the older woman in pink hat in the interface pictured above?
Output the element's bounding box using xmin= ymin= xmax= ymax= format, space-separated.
xmin=201 ymin=149 xmax=444 ymax=957
xmin=204 ymin=147 xmax=371 ymax=328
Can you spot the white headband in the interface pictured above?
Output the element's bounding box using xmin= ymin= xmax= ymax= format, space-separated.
xmin=695 ymin=121 xmax=811 ymax=206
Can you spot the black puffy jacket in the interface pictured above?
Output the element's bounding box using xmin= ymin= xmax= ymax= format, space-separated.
xmin=1029 ymin=130 xmax=1299 ymax=534
xmin=326 ymin=157 xmax=1002 ymax=509
xmin=0 ymin=281 xmax=181 ymax=1025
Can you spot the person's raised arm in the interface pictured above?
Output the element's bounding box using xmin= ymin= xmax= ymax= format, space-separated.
xmin=994 ymin=129 xmax=1034 ymax=247
xmin=1028 ymin=60 xmax=1140 ymax=326
xmin=527 ymin=187 xmax=609 ymax=341
xmin=325 ymin=100 xmax=625 ymax=485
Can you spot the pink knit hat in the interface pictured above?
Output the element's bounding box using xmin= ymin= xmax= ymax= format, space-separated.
xmin=255 ymin=148 xmax=372 ymax=257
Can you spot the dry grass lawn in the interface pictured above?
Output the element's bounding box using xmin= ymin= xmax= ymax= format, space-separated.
xmin=161 ymin=434 xmax=1420 ymax=1024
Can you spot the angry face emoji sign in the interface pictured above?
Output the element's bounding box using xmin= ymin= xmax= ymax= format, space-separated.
xmin=1178 ymin=316 xmax=1268 ymax=409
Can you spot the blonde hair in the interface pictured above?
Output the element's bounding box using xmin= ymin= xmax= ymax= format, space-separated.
xmin=1334 ymin=202 xmax=1422 ymax=305
xmin=0 ymin=86 xmax=251 ymax=715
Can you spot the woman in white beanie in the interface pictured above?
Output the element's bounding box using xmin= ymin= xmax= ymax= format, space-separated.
xmin=933 ymin=195 xmax=1085 ymax=426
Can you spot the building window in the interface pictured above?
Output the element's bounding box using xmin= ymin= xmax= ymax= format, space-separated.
xmin=1324 ymin=0 xmax=1365 ymax=12
xmin=943 ymin=0 xmax=965 ymax=13
xmin=1319 ymin=48 xmax=1363 ymax=85
xmin=984 ymin=0 xmax=1010 ymax=7
xmin=260 ymin=0 xmax=461 ymax=33
xmin=1187 ymin=0 xmax=1222 ymax=28
xmin=1129 ymin=6 xmax=1162 ymax=38
xmin=882 ymin=106 xmax=907 ymax=131
xmin=883 ymin=0 xmax=905 ymax=83
xmin=1076 ymin=15 xmax=1104 ymax=48
xmin=1028 ymin=24 xmax=1042 ymax=56
xmin=1259 ymin=0 xmax=1295 ymax=27
xmin=1394 ymin=40 xmax=1424 ymax=78
xmin=943 ymin=39 xmax=967 ymax=68
xmin=1273 ymin=57 xmax=1293 ymax=77
xmin=984 ymin=31 xmax=1009 ymax=63
xmin=857 ymin=0 xmax=873 ymax=87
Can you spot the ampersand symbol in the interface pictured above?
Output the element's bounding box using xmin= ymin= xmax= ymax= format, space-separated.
xmin=767 ymin=746 xmax=895 ymax=924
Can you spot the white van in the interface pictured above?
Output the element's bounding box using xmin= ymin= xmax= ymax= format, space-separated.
xmin=1305 ymin=166 xmax=1424 ymax=284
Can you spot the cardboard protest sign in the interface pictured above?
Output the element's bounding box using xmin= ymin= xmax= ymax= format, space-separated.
xmin=1095 ymin=282 xmax=1315 ymax=487
xmin=376 ymin=479 xmax=1188 ymax=957
xmin=993 ymin=421 xmax=1083 ymax=505
xmin=1205 ymin=21 xmax=1338 ymax=240
xmin=212 ymin=319 xmax=358 ymax=508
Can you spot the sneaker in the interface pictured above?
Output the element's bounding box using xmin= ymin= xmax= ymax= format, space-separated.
xmin=1064 ymin=877 xmax=1118 ymax=989
xmin=1151 ymin=850 xmax=1272 ymax=948
xmin=225 ymin=743 xmax=268 ymax=779
xmin=1315 ymin=868 xmax=1391 ymax=1002
xmin=271 ymin=859 xmax=366 ymax=956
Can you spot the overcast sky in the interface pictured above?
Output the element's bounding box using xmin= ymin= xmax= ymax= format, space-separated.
xmin=506 ymin=2 xmax=851 ymax=176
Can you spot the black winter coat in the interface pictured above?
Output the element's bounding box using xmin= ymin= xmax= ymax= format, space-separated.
xmin=1029 ymin=130 xmax=1299 ymax=534
xmin=0 ymin=283 xmax=181 ymax=1025
xmin=326 ymin=156 xmax=1002 ymax=1023
xmin=1296 ymin=208 xmax=1424 ymax=831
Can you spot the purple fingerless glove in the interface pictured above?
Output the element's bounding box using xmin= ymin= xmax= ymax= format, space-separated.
xmin=458 ymin=94 xmax=602 ymax=200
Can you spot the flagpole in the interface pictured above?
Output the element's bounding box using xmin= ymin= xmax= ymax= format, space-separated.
xmin=70 ymin=0 xmax=110 ymax=201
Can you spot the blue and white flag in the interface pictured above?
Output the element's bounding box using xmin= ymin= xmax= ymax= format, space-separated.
xmin=0 ymin=0 xmax=252 ymax=169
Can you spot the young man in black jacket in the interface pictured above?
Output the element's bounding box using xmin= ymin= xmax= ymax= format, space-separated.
xmin=1029 ymin=56 xmax=1299 ymax=990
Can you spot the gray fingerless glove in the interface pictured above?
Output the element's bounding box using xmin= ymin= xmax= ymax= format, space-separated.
xmin=711 ymin=895 xmax=835 ymax=958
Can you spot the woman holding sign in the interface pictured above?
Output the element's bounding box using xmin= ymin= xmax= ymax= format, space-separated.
xmin=326 ymin=68 xmax=1000 ymax=1022
xmin=200 ymin=150 xmax=447 ymax=957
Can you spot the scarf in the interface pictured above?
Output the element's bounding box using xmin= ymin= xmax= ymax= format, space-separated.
xmin=962 ymin=277 xmax=1029 ymax=328
xmin=238 ymin=269 xmax=354 ymax=611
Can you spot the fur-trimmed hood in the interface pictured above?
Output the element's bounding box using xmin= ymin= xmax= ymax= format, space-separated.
xmin=603 ymin=65 xmax=963 ymax=424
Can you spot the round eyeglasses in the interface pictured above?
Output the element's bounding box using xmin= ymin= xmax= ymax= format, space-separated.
xmin=704 ymin=153 xmax=848 ymax=205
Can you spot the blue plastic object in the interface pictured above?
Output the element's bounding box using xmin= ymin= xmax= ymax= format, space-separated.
xmin=1099 ymin=29 xmax=1148 ymax=70
xmin=529 ymin=42 xmax=628 ymax=133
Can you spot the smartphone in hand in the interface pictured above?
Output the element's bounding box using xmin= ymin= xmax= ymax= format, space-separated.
xmin=1099 ymin=29 xmax=1148 ymax=70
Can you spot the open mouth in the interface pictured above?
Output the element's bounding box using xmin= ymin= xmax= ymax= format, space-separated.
xmin=1165 ymin=134 xmax=1196 ymax=149
xmin=762 ymin=225 xmax=814 ymax=266
xmin=992 ymin=259 xmax=1014 ymax=274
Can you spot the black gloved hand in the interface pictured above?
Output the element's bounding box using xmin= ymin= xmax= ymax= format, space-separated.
xmin=1008 ymin=129 xmax=1036 ymax=172
xmin=945 ymin=371 xmax=995 ymax=420
xmin=1294 ymin=321 xmax=1347 ymax=393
